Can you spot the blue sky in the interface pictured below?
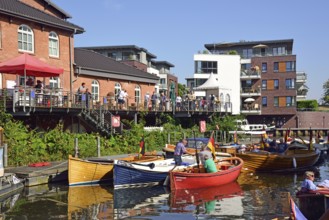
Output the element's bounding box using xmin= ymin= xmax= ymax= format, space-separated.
xmin=54 ymin=0 xmax=329 ymax=101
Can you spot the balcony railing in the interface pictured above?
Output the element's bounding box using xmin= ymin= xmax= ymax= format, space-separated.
xmin=0 ymin=88 xmax=232 ymax=114
xmin=240 ymin=69 xmax=261 ymax=78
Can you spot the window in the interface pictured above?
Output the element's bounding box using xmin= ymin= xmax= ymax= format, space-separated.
xmin=49 ymin=77 xmax=59 ymax=88
xmin=273 ymin=47 xmax=286 ymax=55
xmin=135 ymin=85 xmax=141 ymax=103
xmin=242 ymin=49 xmax=252 ymax=58
xmin=286 ymin=61 xmax=295 ymax=72
xmin=273 ymin=62 xmax=279 ymax=72
xmin=115 ymin=83 xmax=121 ymax=98
xmin=219 ymin=93 xmax=224 ymax=102
xmin=241 ymin=63 xmax=251 ymax=71
xmin=274 ymin=97 xmax=279 ymax=107
xmin=285 ymin=79 xmax=295 ymax=89
xmin=107 ymin=52 xmax=117 ymax=59
xmin=18 ymin=25 xmax=34 ymax=53
xmin=195 ymin=61 xmax=217 ymax=73
xmin=262 ymin=97 xmax=267 ymax=107
xmin=91 ymin=80 xmax=99 ymax=101
xmin=262 ymin=63 xmax=267 ymax=72
xmin=274 ymin=79 xmax=279 ymax=89
xmin=225 ymin=94 xmax=231 ymax=107
xmin=49 ymin=32 xmax=59 ymax=57
xmin=160 ymin=78 xmax=166 ymax=85
xmin=261 ymin=80 xmax=267 ymax=90
xmin=286 ymin=96 xmax=295 ymax=106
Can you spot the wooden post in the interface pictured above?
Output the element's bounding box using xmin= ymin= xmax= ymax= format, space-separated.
xmin=97 ymin=136 xmax=101 ymax=157
xmin=74 ymin=138 xmax=79 ymax=158
xmin=3 ymin=143 xmax=7 ymax=167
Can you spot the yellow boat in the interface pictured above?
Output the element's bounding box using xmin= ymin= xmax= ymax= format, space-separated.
xmin=68 ymin=185 xmax=114 ymax=219
xmin=68 ymin=153 xmax=163 ymax=186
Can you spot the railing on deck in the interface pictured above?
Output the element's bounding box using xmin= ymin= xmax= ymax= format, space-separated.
xmin=0 ymin=88 xmax=232 ymax=114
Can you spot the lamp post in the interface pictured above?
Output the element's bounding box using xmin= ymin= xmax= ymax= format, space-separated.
xmin=323 ymin=116 xmax=325 ymax=128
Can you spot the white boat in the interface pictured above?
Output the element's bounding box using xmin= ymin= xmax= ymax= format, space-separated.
xmin=235 ymin=119 xmax=275 ymax=131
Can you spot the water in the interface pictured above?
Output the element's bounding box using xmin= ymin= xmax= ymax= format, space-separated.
xmin=1 ymin=154 xmax=329 ymax=220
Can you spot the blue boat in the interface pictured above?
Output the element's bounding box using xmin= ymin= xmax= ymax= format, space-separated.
xmin=113 ymin=156 xmax=196 ymax=189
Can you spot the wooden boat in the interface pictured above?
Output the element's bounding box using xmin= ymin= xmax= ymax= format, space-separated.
xmin=68 ymin=185 xmax=114 ymax=219
xmin=68 ymin=154 xmax=163 ymax=186
xmin=234 ymin=144 xmax=320 ymax=172
xmin=170 ymin=181 xmax=243 ymax=210
xmin=170 ymin=157 xmax=243 ymax=190
xmin=296 ymin=190 xmax=329 ymax=220
xmin=113 ymin=155 xmax=197 ymax=189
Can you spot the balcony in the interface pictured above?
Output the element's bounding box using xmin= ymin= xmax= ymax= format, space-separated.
xmin=240 ymin=103 xmax=261 ymax=115
xmin=240 ymin=69 xmax=261 ymax=79
xmin=240 ymin=87 xmax=261 ymax=97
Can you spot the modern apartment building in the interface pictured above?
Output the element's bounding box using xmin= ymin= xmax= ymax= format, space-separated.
xmin=188 ymin=39 xmax=300 ymax=127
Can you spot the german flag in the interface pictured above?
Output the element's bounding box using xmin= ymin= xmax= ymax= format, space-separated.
xmin=207 ymin=131 xmax=216 ymax=159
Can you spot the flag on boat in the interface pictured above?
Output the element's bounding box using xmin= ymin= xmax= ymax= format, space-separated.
xmin=290 ymin=198 xmax=307 ymax=220
xmin=285 ymin=128 xmax=290 ymax=143
xmin=139 ymin=136 xmax=145 ymax=158
xmin=207 ymin=131 xmax=216 ymax=159
xmin=233 ymin=130 xmax=238 ymax=144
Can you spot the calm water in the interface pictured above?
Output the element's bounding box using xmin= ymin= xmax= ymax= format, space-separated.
xmin=1 ymin=154 xmax=329 ymax=220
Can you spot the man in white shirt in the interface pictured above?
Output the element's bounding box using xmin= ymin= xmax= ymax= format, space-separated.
xmin=176 ymin=95 xmax=182 ymax=111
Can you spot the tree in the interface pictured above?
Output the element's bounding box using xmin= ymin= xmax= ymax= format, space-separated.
xmin=321 ymin=79 xmax=329 ymax=105
xmin=177 ymin=83 xmax=188 ymax=97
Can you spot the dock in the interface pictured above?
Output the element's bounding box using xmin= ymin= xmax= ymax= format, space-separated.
xmin=5 ymin=161 xmax=68 ymax=187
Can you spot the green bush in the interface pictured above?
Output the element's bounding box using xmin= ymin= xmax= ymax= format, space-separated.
xmin=297 ymin=100 xmax=318 ymax=111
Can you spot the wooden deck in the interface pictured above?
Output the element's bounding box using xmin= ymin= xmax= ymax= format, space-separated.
xmin=5 ymin=161 xmax=68 ymax=187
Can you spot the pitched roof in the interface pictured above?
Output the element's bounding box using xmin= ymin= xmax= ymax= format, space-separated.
xmin=0 ymin=0 xmax=84 ymax=33
xmin=74 ymin=48 xmax=159 ymax=84
xmin=194 ymin=72 xmax=219 ymax=90
xmin=42 ymin=0 xmax=72 ymax=19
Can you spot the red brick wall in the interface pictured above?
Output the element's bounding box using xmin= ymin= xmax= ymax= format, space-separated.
xmin=293 ymin=112 xmax=329 ymax=128
xmin=0 ymin=15 xmax=72 ymax=91
xmin=73 ymin=76 xmax=155 ymax=105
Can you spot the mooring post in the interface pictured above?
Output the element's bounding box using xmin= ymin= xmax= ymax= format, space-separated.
xmin=3 ymin=143 xmax=7 ymax=167
xmin=97 ymin=136 xmax=101 ymax=157
xmin=74 ymin=138 xmax=79 ymax=157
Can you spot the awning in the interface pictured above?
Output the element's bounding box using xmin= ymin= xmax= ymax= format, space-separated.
xmin=0 ymin=53 xmax=63 ymax=77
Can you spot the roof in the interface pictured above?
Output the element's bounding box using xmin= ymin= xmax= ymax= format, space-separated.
xmin=77 ymin=45 xmax=157 ymax=59
xmin=194 ymin=72 xmax=220 ymax=90
xmin=0 ymin=0 xmax=84 ymax=33
xmin=43 ymin=0 xmax=72 ymax=19
xmin=152 ymin=60 xmax=175 ymax=68
xmin=74 ymin=48 xmax=159 ymax=84
xmin=205 ymin=39 xmax=294 ymax=50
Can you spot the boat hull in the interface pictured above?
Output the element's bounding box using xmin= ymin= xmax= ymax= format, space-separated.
xmin=68 ymin=155 xmax=114 ymax=186
xmin=114 ymin=156 xmax=197 ymax=188
xmin=236 ymin=149 xmax=320 ymax=172
xmin=170 ymin=157 xmax=243 ymax=190
xmin=68 ymin=154 xmax=163 ymax=186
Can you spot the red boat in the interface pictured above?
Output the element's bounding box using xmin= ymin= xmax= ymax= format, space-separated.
xmin=170 ymin=181 xmax=243 ymax=210
xmin=170 ymin=157 xmax=243 ymax=190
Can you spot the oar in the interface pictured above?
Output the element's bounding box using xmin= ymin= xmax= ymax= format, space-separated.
xmin=130 ymin=162 xmax=155 ymax=169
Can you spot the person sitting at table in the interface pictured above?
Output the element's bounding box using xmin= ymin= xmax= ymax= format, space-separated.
xmin=26 ymin=78 xmax=34 ymax=87
xmin=35 ymin=80 xmax=43 ymax=104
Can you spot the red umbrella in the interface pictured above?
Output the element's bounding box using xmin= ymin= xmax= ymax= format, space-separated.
xmin=0 ymin=53 xmax=63 ymax=77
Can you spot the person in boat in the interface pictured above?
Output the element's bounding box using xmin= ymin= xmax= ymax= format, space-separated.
xmin=277 ymin=138 xmax=288 ymax=153
xmin=198 ymin=144 xmax=212 ymax=166
xmin=301 ymin=171 xmax=319 ymax=193
xmin=204 ymin=154 xmax=217 ymax=173
xmin=268 ymin=138 xmax=278 ymax=152
xmin=174 ymin=138 xmax=188 ymax=165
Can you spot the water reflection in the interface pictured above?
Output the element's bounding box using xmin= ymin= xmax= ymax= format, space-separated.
xmin=1 ymin=155 xmax=328 ymax=219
